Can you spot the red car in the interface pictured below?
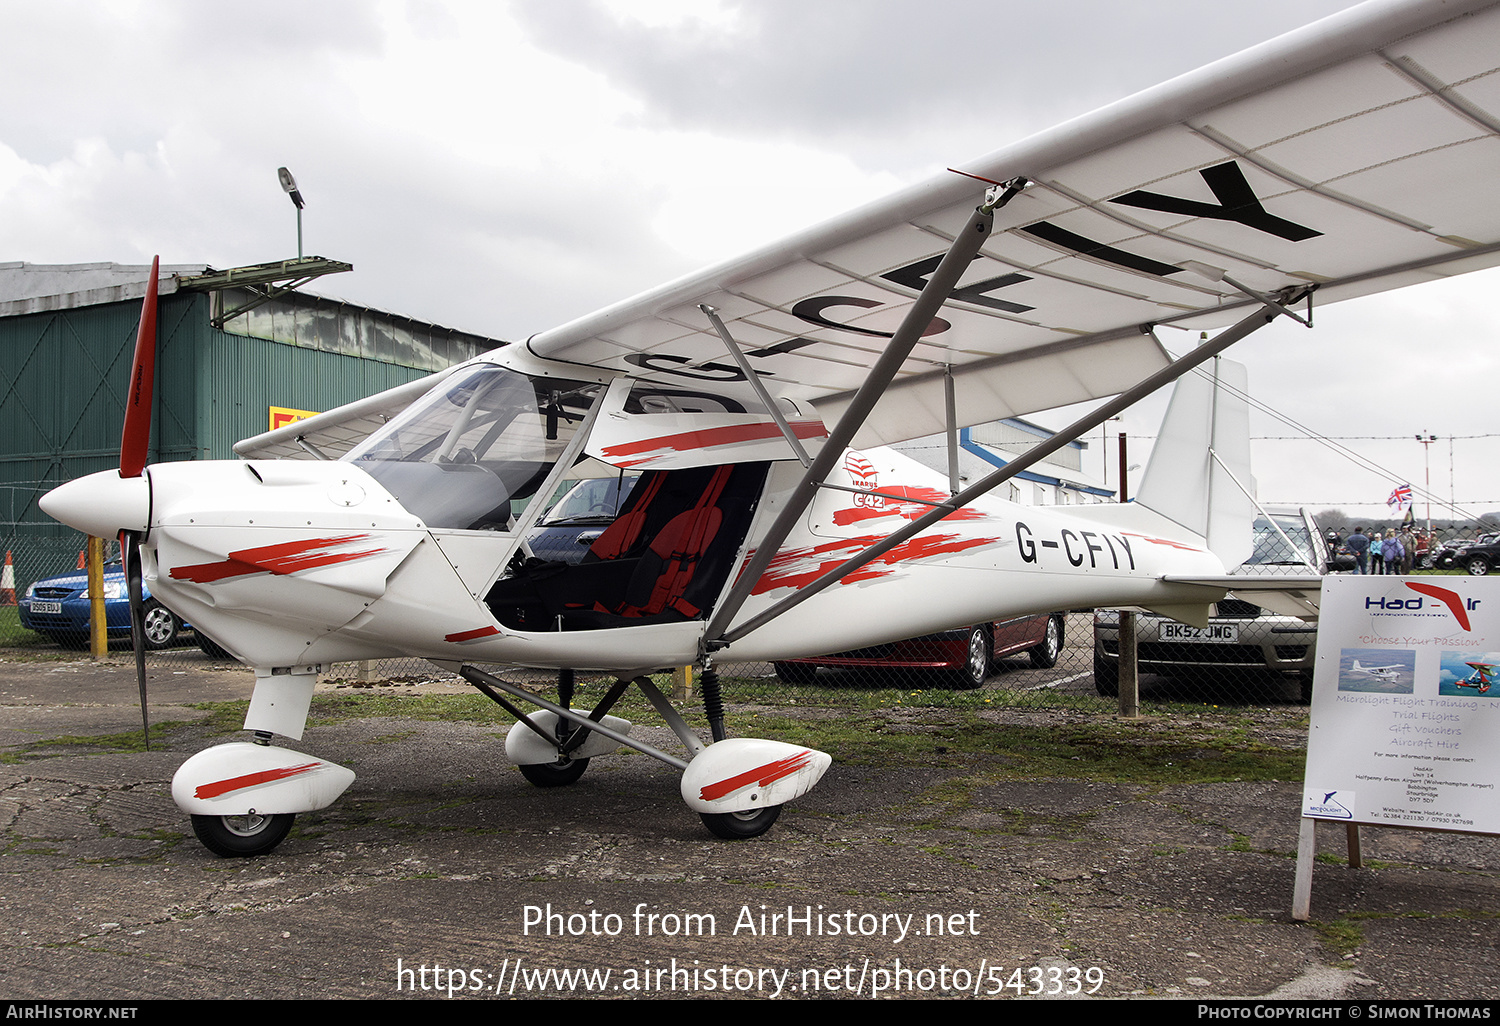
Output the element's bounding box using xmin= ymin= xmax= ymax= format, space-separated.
xmin=772 ymin=614 xmax=1064 ymax=689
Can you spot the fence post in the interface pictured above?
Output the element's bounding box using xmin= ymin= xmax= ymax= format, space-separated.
xmin=87 ymin=536 xmax=107 ymax=659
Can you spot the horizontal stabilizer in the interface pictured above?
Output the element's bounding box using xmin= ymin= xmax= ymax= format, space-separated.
xmin=1164 ymin=574 xmax=1324 ymax=620
xmin=1137 ymin=602 xmax=1217 ymax=630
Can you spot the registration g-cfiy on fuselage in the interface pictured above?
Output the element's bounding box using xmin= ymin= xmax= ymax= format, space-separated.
xmin=38 ymin=0 xmax=1500 ymax=854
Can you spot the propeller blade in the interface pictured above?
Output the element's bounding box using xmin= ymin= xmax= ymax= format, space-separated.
xmin=120 ymin=256 xmax=160 ymax=479
xmin=121 ymin=530 xmax=150 ymax=751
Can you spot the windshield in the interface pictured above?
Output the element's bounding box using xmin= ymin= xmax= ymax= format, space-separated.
xmin=344 ymin=365 xmax=601 ymax=530
xmin=1246 ymin=513 xmax=1315 ymax=567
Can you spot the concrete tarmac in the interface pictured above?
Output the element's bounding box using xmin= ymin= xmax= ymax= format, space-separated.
xmin=1 ymin=656 xmax=1497 ymax=1001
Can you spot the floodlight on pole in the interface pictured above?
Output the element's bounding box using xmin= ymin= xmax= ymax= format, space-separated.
xmin=277 ymin=167 xmax=305 ymax=259
xmin=1416 ymin=432 xmax=1437 ymax=532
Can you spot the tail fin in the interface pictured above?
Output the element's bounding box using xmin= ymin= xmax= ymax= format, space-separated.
xmin=1135 ymin=357 xmax=1255 ymax=568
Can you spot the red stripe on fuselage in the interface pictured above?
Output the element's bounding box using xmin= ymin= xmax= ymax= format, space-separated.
xmin=445 ymin=625 xmax=501 ymax=642
xmin=751 ymin=533 xmax=995 ymax=595
xmin=600 ymin=421 xmax=827 ymax=464
xmin=170 ymin=534 xmax=382 ymax=584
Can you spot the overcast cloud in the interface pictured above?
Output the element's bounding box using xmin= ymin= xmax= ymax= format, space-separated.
xmin=2 ymin=0 xmax=1495 ymax=518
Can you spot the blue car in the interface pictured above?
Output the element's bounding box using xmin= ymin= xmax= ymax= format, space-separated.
xmin=19 ymin=562 xmax=186 ymax=650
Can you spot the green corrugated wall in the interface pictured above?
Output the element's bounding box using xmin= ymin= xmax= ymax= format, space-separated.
xmin=0 ymin=291 xmax=442 ymax=537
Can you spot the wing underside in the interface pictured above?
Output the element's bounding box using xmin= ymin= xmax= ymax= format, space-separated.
xmin=513 ymin=0 xmax=1500 ymax=448
xmin=234 ymin=367 xmax=459 ymax=461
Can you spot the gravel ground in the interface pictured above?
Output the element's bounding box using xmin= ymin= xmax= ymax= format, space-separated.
xmin=1 ymin=656 xmax=1496 ymax=1002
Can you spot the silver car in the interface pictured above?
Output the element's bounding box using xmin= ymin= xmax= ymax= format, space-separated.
xmin=1093 ymin=507 xmax=1330 ymax=700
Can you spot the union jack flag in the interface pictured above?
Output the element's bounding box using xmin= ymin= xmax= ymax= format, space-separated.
xmin=1387 ymin=484 xmax=1412 ymax=511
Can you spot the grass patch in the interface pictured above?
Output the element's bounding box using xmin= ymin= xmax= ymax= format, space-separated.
xmin=17 ymin=670 xmax=1306 ymax=789
xmin=722 ymin=709 xmax=1303 ymax=783
xmin=13 ymin=721 xmax=191 ymax=758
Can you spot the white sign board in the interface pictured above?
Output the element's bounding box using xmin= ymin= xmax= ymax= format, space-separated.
xmin=1303 ymin=575 xmax=1500 ymax=834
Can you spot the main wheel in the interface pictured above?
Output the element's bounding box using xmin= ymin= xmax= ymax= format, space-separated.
xmin=139 ymin=601 xmax=181 ymax=650
xmin=1093 ymin=654 xmax=1120 ymax=697
xmin=700 ymin=804 xmax=782 ymax=840
xmin=1467 ymin=556 xmax=1491 ymax=576
xmin=772 ymin=661 xmax=819 ymax=685
xmin=1029 ymin=615 xmax=1064 ymax=668
xmin=518 ymin=756 xmax=590 ymax=787
xmin=191 ymin=812 xmax=295 ymax=857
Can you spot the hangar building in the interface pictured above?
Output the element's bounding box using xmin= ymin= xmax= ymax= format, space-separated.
xmin=0 ymin=258 xmax=501 ymax=592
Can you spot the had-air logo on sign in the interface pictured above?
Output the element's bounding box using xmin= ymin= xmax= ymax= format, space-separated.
xmin=1366 ymin=582 xmax=1479 ymax=629
xmin=1360 ymin=581 xmax=1482 ymax=644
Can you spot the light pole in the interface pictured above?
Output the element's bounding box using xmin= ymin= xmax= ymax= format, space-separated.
xmin=1416 ymin=432 xmax=1437 ymax=533
xmin=277 ymin=167 xmax=305 ymax=259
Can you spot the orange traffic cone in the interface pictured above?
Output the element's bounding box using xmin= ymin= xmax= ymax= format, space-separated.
xmin=1 ymin=551 xmax=15 ymax=606
xmin=77 ymin=550 xmax=85 ymax=569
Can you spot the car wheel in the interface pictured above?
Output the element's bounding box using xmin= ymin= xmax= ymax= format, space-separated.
xmin=700 ymin=804 xmax=781 ymax=840
xmin=139 ymin=601 xmax=181 ymax=650
xmin=946 ymin=627 xmax=990 ymax=689
xmin=1093 ymin=654 xmax=1119 ymax=697
xmin=518 ymin=756 xmax=590 ymax=788
xmin=772 ymin=661 xmax=819 ymax=685
xmin=1467 ymin=557 xmax=1491 ymax=576
xmin=190 ymin=812 xmax=295 ymax=857
xmin=1029 ymin=615 xmax=1064 ymax=668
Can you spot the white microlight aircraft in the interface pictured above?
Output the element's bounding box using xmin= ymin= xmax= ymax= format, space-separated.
xmin=1350 ymin=660 xmax=1405 ymax=682
xmin=40 ymin=0 xmax=1500 ymax=856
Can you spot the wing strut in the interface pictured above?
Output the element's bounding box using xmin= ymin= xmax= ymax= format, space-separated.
xmin=702 ymin=181 xmax=1025 ymax=650
xmin=944 ymin=365 xmax=961 ymax=496
xmin=700 ymin=303 xmax=812 ymax=468
xmin=708 ymin=283 xmax=1314 ymax=649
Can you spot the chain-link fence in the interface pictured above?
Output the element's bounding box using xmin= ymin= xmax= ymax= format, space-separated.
xmin=4 ymin=517 xmax=1486 ymax=710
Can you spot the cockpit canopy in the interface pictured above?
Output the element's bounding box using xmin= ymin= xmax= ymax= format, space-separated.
xmin=343 ymin=364 xmax=600 ymax=530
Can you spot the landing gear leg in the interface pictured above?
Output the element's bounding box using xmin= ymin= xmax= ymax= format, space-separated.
xmin=700 ymin=659 xmax=726 ymax=742
xmin=172 ymin=665 xmax=353 ymax=858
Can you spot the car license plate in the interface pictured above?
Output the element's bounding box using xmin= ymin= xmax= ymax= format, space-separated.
xmin=1160 ymin=622 xmax=1238 ymax=643
xmin=31 ymin=601 xmax=62 ymax=614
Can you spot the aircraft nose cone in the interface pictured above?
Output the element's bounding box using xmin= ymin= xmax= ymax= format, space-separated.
xmin=39 ymin=471 xmax=151 ymax=538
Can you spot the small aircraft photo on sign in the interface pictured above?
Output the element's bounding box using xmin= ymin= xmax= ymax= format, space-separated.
xmin=1439 ymin=653 xmax=1500 ymax=698
xmin=1337 ymin=649 xmax=1416 ymax=695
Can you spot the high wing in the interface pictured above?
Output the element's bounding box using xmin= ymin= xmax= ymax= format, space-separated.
xmin=501 ymin=0 xmax=1500 ymax=450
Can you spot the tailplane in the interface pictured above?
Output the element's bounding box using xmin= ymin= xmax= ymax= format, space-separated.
xmin=1134 ymin=356 xmax=1256 ymax=569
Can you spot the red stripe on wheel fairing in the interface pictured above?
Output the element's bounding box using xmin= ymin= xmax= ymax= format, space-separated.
xmin=194 ymin=761 xmax=322 ymax=799
xmin=698 ymin=751 xmax=814 ymax=801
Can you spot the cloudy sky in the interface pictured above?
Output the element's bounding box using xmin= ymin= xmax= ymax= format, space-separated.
xmin=3 ymin=0 xmax=1496 ymax=521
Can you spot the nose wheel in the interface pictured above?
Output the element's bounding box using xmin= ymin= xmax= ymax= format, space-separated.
xmin=191 ymin=812 xmax=296 ymax=857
